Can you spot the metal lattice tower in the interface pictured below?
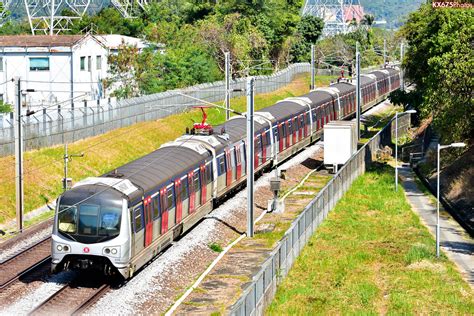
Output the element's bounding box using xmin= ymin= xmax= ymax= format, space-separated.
xmin=24 ymin=0 xmax=91 ymax=35
xmin=111 ymin=0 xmax=150 ymax=18
xmin=302 ymin=0 xmax=362 ymax=37
xmin=0 ymin=0 xmax=12 ymax=20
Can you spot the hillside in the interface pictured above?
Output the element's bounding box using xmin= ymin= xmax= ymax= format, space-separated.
xmin=360 ymin=0 xmax=424 ymax=29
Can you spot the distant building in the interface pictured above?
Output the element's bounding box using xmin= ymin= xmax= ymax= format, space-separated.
xmin=0 ymin=33 xmax=152 ymax=110
xmin=344 ymin=5 xmax=365 ymax=24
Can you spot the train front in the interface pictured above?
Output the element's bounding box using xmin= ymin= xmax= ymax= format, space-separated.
xmin=51 ymin=178 xmax=134 ymax=279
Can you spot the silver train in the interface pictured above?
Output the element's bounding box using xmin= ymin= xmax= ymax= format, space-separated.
xmin=52 ymin=68 xmax=401 ymax=279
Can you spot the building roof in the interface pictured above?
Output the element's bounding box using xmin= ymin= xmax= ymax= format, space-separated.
xmin=0 ymin=35 xmax=85 ymax=48
xmin=95 ymin=34 xmax=151 ymax=50
xmin=344 ymin=5 xmax=365 ymax=23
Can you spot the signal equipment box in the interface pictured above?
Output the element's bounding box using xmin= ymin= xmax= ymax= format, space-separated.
xmin=324 ymin=121 xmax=358 ymax=172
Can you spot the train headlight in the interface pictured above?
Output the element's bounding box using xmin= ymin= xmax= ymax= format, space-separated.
xmin=55 ymin=243 xmax=71 ymax=253
xmin=103 ymin=246 xmax=120 ymax=257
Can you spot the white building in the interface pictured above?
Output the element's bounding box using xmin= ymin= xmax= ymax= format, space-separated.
xmin=0 ymin=33 xmax=150 ymax=110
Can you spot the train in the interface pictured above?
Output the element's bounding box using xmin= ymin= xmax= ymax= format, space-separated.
xmin=51 ymin=67 xmax=401 ymax=279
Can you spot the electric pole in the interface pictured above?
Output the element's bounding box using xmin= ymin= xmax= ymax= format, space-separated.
xmin=225 ymin=52 xmax=231 ymax=121
xmin=63 ymin=143 xmax=84 ymax=191
xmin=50 ymin=0 xmax=55 ymax=35
xmin=14 ymin=77 xmax=24 ymax=232
xmin=246 ymin=77 xmax=255 ymax=237
xmin=400 ymin=42 xmax=405 ymax=91
xmin=310 ymin=44 xmax=316 ymax=90
xmin=356 ymin=50 xmax=361 ymax=140
xmin=383 ymin=39 xmax=387 ymax=66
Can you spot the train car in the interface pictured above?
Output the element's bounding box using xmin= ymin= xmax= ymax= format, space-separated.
xmin=51 ymin=66 xmax=400 ymax=279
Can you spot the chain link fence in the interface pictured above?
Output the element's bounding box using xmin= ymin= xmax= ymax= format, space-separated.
xmin=0 ymin=63 xmax=315 ymax=156
xmin=0 ymin=62 xmax=385 ymax=157
xmin=230 ymin=113 xmax=411 ymax=316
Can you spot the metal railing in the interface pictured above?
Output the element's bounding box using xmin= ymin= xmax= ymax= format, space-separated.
xmin=0 ymin=63 xmax=313 ymax=156
xmin=0 ymin=63 xmax=384 ymax=157
xmin=230 ymin=113 xmax=411 ymax=315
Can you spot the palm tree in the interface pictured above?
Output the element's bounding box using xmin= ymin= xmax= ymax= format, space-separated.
xmin=361 ymin=14 xmax=375 ymax=28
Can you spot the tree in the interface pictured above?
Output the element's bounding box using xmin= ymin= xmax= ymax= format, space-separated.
xmin=289 ymin=15 xmax=324 ymax=63
xmin=0 ymin=101 xmax=12 ymax=113
xmin=401 ymin=4 xmax=474 ymax=142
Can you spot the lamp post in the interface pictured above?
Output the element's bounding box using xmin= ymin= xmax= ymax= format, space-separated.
xmin=436 ymin=142 xmax=466 ymax=257
xmin=395 ymin=109 xmax=416 ymax=191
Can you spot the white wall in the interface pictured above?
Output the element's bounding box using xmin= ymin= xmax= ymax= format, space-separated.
xmin=0 ymin=36 xmax=109 ymax=111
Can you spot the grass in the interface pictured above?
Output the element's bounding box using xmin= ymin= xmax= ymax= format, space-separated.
xmin=208 ymin=242 xmax=223 ymax=253
xmin=254 ymin=174 xmax=331 ymax=248
xmin=0 ymin=74 xmax=337 ymax=226
xmin=359 ymin=105 xmax=402 ymax=144
xmin=267 ymin=163 xmax=474 ymax=315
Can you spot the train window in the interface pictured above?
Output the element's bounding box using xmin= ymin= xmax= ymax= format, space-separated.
xmin=235 ymin=147 xmax=241 ymax=164
xmin=78 ymin=204 xmax=99 ymax=235
xmin=218 ymin=156 xmax=225 ymax=176
xmin=58 ymin=205 xmax=77 ymax=233
xmin=180 ymin=178 xmax=188 ymax=200
xmin=167 ymin=186 xmax=175 ymax=209
xmin=153 ymin=195 xmax=160 ymax=219
xmin=133 ymin=206 xmax=143 ymax=232
xmin=193 ymin=171 xmax=200 ymax=191
xmin=206 ymin=163 xmax=212 ymax=183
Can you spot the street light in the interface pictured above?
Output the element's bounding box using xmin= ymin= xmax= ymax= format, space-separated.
xmin=395 ymin=109 xmax=416 ymax=191
xmin=436 ymin=142 xmax=466 ymax=257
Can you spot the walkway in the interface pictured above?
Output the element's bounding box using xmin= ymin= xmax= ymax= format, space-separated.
xmin=399 ymin=165 xmax=474 ymax=287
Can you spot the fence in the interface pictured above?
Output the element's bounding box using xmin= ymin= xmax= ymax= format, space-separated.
xmin=0 ymin=63 xmax=312 ymax=156
xmin=229 ymin=113 xmax=411 ymax=316
xmin=0 ymin=63 xmax=384 ymax=157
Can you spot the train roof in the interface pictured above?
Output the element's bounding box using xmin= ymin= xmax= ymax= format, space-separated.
xmin=263 ymin=100 xmax=308 ymax=121
xmin=103 ymin=146 xmax=209 ymax=201
xmin=218 ymin=116 xmax=266 ymax=143
xmin=303 ymin=90 xmax=334 ymax=106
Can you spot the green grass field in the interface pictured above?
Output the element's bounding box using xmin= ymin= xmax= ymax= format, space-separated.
xmin=267 ymin=163 xmax=474 ymax=315
xmin=0 ymin=74 xmax=337 ymax=225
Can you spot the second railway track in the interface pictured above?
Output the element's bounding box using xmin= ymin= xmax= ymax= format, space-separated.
xmin=29 ymin=278 xmax=111 ymax=316
xmin=0 ymin=237 xmax=51 ymax=289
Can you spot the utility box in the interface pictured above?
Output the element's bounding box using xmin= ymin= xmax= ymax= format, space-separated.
xmin=324 ymin=121 xmax=357 ymax=172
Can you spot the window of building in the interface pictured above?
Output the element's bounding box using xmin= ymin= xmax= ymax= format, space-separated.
xmin=88 ymin=56 xmax=92 ymax=72
xmin=0 ymin=57 xmax=3 ymax=72
xmin=29 ymin=57 xmax=50 ymax=71
xmin=80 ymin=57 xmax=86 ymax=71
xmin=96 ymin=55 xmax=102 ymax=70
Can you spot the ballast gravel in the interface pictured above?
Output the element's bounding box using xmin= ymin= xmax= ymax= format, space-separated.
xmin=0 ymin=271 xmax=76 ymax=316
xmin=0 ymin=228 xmax=50 ymax=262
xmin=87 ymin=143 xmax=322 ymax=316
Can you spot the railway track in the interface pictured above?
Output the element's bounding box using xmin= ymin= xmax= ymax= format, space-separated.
xmin=29 ymin=279 xmax=111 ymax=316
xmin=0 ymin=237 xmax=51 ymax=289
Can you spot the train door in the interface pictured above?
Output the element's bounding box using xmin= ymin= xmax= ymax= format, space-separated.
xmin=235 ymin=146 xmax=242 ymax=179
xmin=200 ymin=164 xmax=207 ymax=204
xmin=278 ymin=124 xmax=284 ymax=151
xmin=132 ymin=205 xmax=145 ymax=255
xmin=254 ymin=135 xmax=260 ymax=168
xmin=261 ymin=132 xmax=267 ymax=164
xmin=292 ymin=117 xmax=298 ymax=144
xmin=174 ymin=180 xmax=182 ymax=224
xmin=143 ymin=196 xmax=153 ymax=247
xmin=225 ymin=148 xmax=232 ymax=186
xmin=188 ymin=171 xmax=195 ymax=214
xmin=299 ymin=114 xmax=304 ymax=139
xmin=152 ymin=194 xmax=161 ymax=241
xmin=286 ymin=121 xmax=291 ymax=147
xmin=160 ymin=188 xmax=169 ymax=234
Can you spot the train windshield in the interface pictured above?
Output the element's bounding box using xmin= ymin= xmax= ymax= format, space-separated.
xmin=57 ymin=186 xmax=124 ymax=244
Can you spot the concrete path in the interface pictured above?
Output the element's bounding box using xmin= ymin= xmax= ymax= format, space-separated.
xmin=399 ymin=165 xmax=474 ymax=287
